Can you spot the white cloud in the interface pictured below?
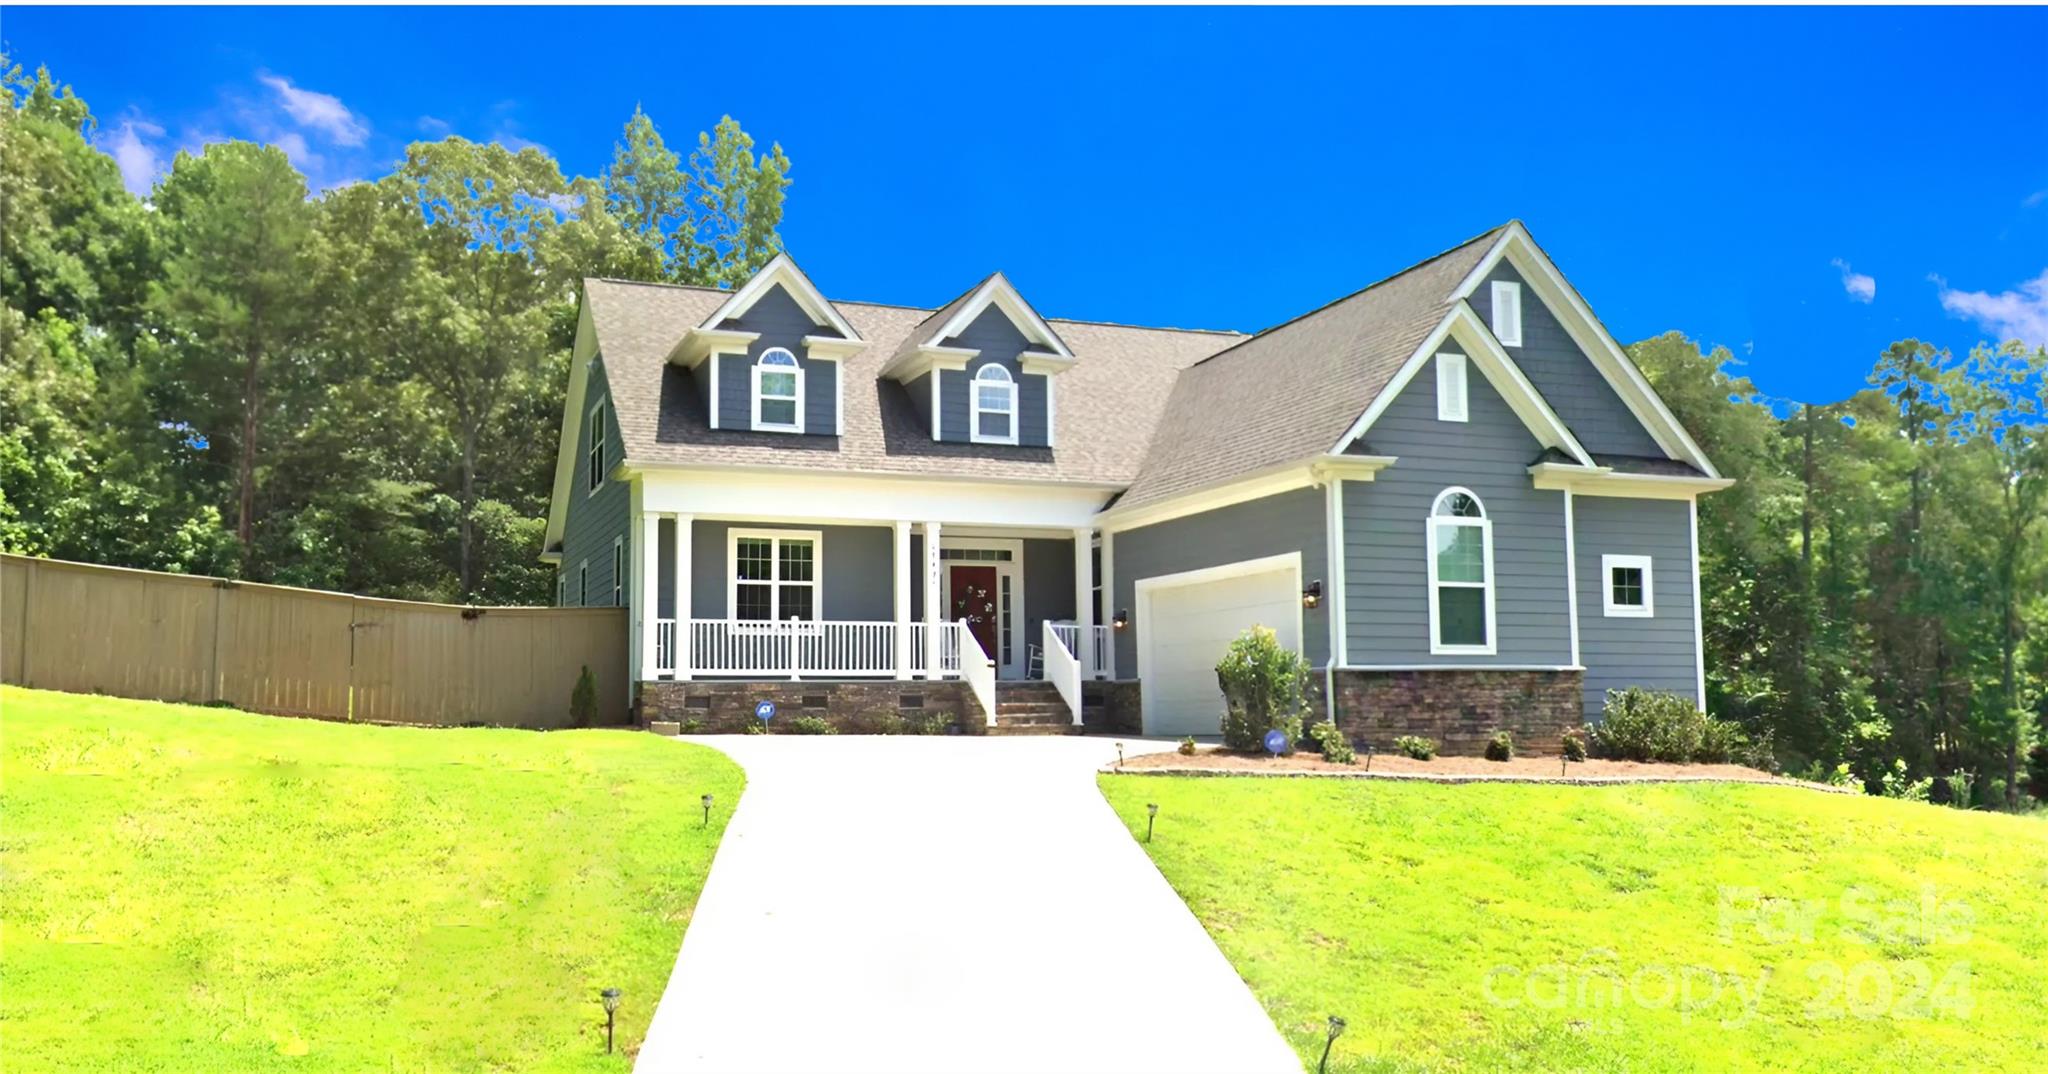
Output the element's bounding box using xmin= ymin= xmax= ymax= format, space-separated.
xmin=493 ymin=129 xmax=550 ymax=156
xmin=417 ymin=115 xmax=451 ymax=136
xmin=2024 ymin=188 xmax=2048 ymax=209
xmin=1831 ymin=258 xmax=1876 ymax=303
xmin=258 ymin=73 xmax=368 ymax=146
xmin=100 ymin=118 xmax=166 ymax=196
xmin=1933 ymin=269 xmax=2048 ymax=348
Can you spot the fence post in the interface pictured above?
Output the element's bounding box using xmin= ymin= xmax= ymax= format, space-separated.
xmin=19 ymin=557 xmax=34 ymax=689
xmin=208 ymin=582 xmax=224 ymax=704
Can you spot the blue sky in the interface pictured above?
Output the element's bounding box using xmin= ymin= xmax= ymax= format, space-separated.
xmin=7 ymin=5 xmax=2045 ymax=405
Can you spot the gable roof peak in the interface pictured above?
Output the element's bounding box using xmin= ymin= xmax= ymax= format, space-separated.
xmin=697 ymin=252 xmax=863 ymax=341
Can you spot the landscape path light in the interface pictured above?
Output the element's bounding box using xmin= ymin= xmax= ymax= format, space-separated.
xmin=601 ymin=988 xmax=622 ymax=1054
xmin=1319 ymin=1015 xmax=1346 ymax=1074
xmin=1145 ymin=802 xmax=1158 ymax=843
xmin=701 ymin=793 xmax=714 ymax=828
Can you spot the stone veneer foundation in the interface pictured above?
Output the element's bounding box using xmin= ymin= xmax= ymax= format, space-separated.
xmin=637 ymin=680 xmax=983 ymax=734
xmin=1329 ymin=669 xmax=1582 ymax=756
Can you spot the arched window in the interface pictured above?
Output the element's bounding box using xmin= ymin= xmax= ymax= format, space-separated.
xmin=971 ymin=364 xmax=1017 ymax=445
xmin=1426 ymin=487 xmax=1495 ymax=654
xmin=752 ymin=348 xmax=803 ymax=433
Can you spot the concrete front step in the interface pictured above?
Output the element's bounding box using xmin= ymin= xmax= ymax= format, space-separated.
xmin=986 ymin=722 xmax=1083 ymax=736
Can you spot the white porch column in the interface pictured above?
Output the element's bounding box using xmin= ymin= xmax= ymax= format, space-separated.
xmin=1072 ymin=527 xmax=1094 ymax=677
xmin=639 ymin=512 xmax=661 ymax=681
xmin=674 ymin=513 xmax=693 ymax=680
xmin=923 ymin=520 xmax=943 ymax=676
xmin=893 ymin=520 xmax=913 ymax=679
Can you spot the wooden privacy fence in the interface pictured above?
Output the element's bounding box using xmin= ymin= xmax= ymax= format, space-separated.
xmin=1 ymin=554 xmax=627 ymax=728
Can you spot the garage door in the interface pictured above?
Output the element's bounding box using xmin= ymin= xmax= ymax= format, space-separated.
xmin=1139 ymin=561 xmax=1301 ymax=737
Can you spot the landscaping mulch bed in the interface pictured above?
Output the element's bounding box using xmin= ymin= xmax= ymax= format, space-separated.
xmin=1111 ymin=745 xmax=1849 ymax=791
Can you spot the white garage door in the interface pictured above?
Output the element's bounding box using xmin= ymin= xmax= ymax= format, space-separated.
xmin=1140 ymin=560 xmax=1301 ymax=738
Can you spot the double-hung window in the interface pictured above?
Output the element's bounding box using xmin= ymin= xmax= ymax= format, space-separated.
xmin=752 ymin=348 xmax=803 ymax=433
xmin=1426 ymin=487 xmax=1495 ymax=654
xmin=971 ymin=365 xmax=1018 ymax=444
xmin=730 ymin=530 xmax=820 ymax=623
xmin=586 ymin=398 xmax=607 ymax=491
xmin=1602 ymin=554 xmax=1654 ymax=617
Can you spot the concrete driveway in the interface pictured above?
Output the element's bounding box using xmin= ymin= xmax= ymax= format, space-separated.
xmin=634 ymin=734 xmax=1301 ymax=1074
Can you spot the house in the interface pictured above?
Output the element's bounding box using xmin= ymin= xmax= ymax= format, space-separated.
xmin=540 ymin=221 xmax=1730 ymax=749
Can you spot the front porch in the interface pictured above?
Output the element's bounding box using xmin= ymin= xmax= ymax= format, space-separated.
xmin=630 ymin=514 xmax=1113 ymax=726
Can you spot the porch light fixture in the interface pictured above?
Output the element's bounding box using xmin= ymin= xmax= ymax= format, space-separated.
xmin=601 ymin=988 xmax=622 ymax=1054
xmin=1319 ymin=1015 xmax=1346 ymax=1074
xmin=1302 ymin=580 xmax=1323 ymax=609
xmin=1113 ymin=608 xmax=1129 ymax=630
xmin=701 ymin=793 xmax=714 ymax=828
xmin=1145 ymin=802 xmax=1158 ymax=843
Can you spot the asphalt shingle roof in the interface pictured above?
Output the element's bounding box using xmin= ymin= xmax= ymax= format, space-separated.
xmin=582 ymin=278 xmax=1243 ymax=487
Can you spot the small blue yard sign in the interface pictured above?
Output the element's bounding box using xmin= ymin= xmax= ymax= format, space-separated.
xmin=1263 ymin=728 xmax=1289 ymax=755
xmin=754 ymin=700 xmax=776 ymax=722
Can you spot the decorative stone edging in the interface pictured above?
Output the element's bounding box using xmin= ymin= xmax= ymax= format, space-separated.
xmin=1099 ymin=764 xmax=1856 ymax=793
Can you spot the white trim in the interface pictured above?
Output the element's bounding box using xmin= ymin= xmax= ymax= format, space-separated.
xmin=1448 ymin=222 xmax=1720 ymax=478
xmin=1343 ymin=663 xmax=1586 ymax=673
xmin=930 ymin=370 xmax=943 ymax=441
xmin=1528 ymin=463 xmax=1735 ymax=500
xmin=672 ymin=327 xmax=760 ymax=369
xmin=925 ymin=273 xmax=1074 ymax=360
xmin=636 ymin=465 xmax=1114 ymax=529
xmin=1600 ymin=553 xmax=1655 ymax=618
xmin=1333 ymin=307 xmax=1594 ymax=467
xmin=586 ymin=397 xmax=608 ymax=494
xmin=801 ymin=334 xmax=866 ymax=360
xmin=969 ymin=364 xmax=1019 ymax=445
xmin=708 ymin=346 xmax=722 ymax=429
xmin=750 ymin=347 xmax=804 ymax=434
xmin=1563 ymin=488 xmax=1581 ymax=666
xmin=612 ymin=534 xmax=626 ymax=608
xmin=726 ymin=528 xmax=823 ymax=623
xmin=892 ymin=521 xmax=912 ymax=680
xmin=1490 ymin=280 xmax=1523 ymax=347
xmin=1435 ymin=352 xmax=1469 ymax=423
xmin=1101 ymin=531 xmax=1117 ymax=678
xmin=542 ymin=304 xmax=599 ymax=557
xmin=886 ymin=344 xmax=978 ymax=385
xmin=1044 ymin=375 xmax=1057 ymax=448
xmin=578 ymin=558 xmax=589 ymax=607
xmin=673 ymin=513 xmax=693 ymax=679
xmin=1425 ymin=487 xmax=1497 ymax=656
xmin=698 ymin=253 xmax=862 ymax=341
xmin=1690 ymin=498 xmax=1707 ymax=711
xmin=1133 ymin=551 xmax=1304 ymax=735
xmin=1098 ymin=454 xmax=1395 ymax=534
xmin=1323 ymin=477 xmax=1347 ymax=722
xmin=938 ymin=535 xmax=1025 ymax=678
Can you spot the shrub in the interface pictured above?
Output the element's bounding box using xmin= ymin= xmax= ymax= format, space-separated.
xmin=2028 ymin=744 xmax=2048 ymax=803
xmin=1592 ymin=688 xmax=1705 ymax=762
xmin=1394 ymin=734 xmax=1436 ymax=761
xmin=871 ymin=714 xmax=908 ymax=735
xmin=1214 ymin=626 xmax=1309 ymax=752
xmin=1484 ymin=730 xmax=1514 ymax=762
xmin=680 ymin=717 xmax=703 ymax=734
xmin=1309 ymin=720 xmax=1356 ymax=764
xmin=742 ymin=720 xmax=767 ymax=735
xmin=912 ymin=712 xmax=952 ymax=736
xmin=789 ymin=715 xmax=837 ymax=735
xmin=1177 ymin=736 xmax=1197 ymax=756
xmin=1560 ymin=728 xmax=1587 ymax=763
xmin=1696 ymin=718 xmax=1744 ymax=764
xmin=569 ymin=665 xmax=597 ymax=728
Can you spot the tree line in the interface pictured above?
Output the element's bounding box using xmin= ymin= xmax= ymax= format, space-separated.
xmin=3 ymin=58 xmax=2043 ymax=803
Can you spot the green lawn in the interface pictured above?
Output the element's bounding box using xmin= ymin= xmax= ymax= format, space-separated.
xmin=1099 ymin=774 xmax=2048 ymax=1074
xmin=1 ymin=686 xmax=743 ymax=1073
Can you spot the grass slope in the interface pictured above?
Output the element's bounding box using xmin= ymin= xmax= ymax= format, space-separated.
xmin=1099 ymin=775 xmax=2047 ymax=1073
xmin=2 ymin=686 xmax=743 ymax=1073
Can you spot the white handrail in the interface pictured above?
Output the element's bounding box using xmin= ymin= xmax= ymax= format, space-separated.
xmin=655 ymin=618 xmax=678 ymax=674
xmin=957 ymin=620 xmax=997 ymax=726
xmin=685 ymin=619 xmax=902 ymax=678
xmin=1050 ymin=622 xmax=1113 ymax=680
xmin=1042 ymin=620 xmax=1084 ymax=725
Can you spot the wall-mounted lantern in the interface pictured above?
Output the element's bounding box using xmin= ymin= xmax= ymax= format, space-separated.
xmin=1302 ymin=580 xmax=1323 ymax=609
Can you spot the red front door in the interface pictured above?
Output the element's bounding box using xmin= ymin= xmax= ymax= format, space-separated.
xmin=948 ymin=564 xmax=1000 ymax=662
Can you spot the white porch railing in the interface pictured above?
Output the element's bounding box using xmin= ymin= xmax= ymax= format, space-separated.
xmin=1049 ymin=623 xmax=1112 ymax=680
xmin=654 ymin=619 xmax=996 ymax=691
xmin=1042 ymin=621 xmax=1084 ymax=725
xmin=958 ymin=621 xmax=997 ymax=726
xmin=908 ymin=621 xmax=961 ymax=677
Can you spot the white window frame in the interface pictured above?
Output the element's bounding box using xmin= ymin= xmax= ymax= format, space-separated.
xmin=1436 ymin=352 xmax=1469 ymax=423
xmin=1601 ymin=554 xmax=1654 ymax=618
xmin=1425 ymin=486 xmax=1496 ymax=656
xmin=611 ymin=536 xmax=625 ymax=608
xmin=970 ymin=364 xmax=1019 ymax=445
xmin=751 ymin=347 xmax=804 ymax=434
xmin=1491 ymin=280 xmax=1524 ymax=347
xmin=727 ymin=528 xmax=823 ymax=625
xmin=578 ymin=559 xmax=589 ymax=607
xmin=586 ymin=398 xmax=607 ymax=493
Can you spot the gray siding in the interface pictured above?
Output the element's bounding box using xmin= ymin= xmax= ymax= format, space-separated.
xmin=1574 ymin=495 xmax=1700 ymax=718
xmin=904 ymin=372 xmax=934 ymax=434
xmin=711 ymin=283 xmax=841 ymax=437
xmin=560 ymin=357 xmax=631 ymax=608
xmin=934 ymin=306 xmax=1051 ymax=447
xmin=1111 ymin=487 xmax=1329 ymax=676
xmin=1023 ymin=537 xmax=1077 ymax=650
xmin=1468 ymin=262 xmax=1666 ymax=458
xmin=1344 ymin=355 xmax=1572 ymax=665
xmin=685 ymin=521 xmax=893 ymax=620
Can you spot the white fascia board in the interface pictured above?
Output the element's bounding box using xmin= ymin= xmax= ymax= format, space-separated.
xmin=1097 ymin=455 xmax=1391 ymax=535
xmin=698 ymin=253 xmax=863 ymax=341
xmin=542 ymin=301 xmax=599 ymax=555
xmin=635 ymin=464 xmax=1113 ymax=529
xmin=880 ymin=345 xmax=978 ymax=383
xmin=673 ymin=328 xmax=760 ymax=369
xmin=928 ymin=273 xmax=1074 ymax=359
xmin=1446 ymin=307 xmax=1596 ymax=466
xmin=1329 ymin=310 xmax=1460 ymax=454
xmin=1528 ymin=463 xmax=1735 ymax=500
xmin=1451 ymin=223 xmax=1721 ymax=479
xmin=802 ymin=335 xmax=868 ymax=360
xmin=1018 ymin=352 xmax=1078 ymax=376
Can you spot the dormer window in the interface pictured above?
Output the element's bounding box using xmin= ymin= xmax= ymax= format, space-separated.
xmin=753 ymin=348 xmax=803 ymax=433
xmin=972 ymin=365 xmax=1018 ymax=445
